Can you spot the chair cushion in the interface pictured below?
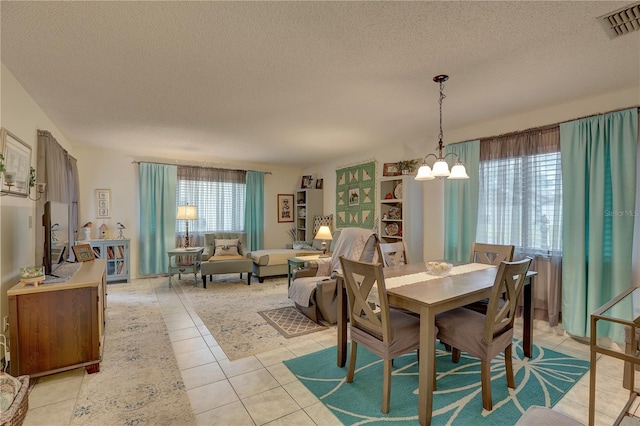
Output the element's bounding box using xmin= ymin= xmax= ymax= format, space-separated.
xmin=351 ymin=309 xmax=422 ymax=359
xmin=214 ymin=239 xmax=239 ymax=256
xmin=435 ymin=307 xmax=513 ymax=360
xmin=207 ymin=254 xmax=246 ymax=262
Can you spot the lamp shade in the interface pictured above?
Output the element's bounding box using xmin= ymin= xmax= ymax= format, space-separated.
xmin=176 ymin=205 xmax=198 ymax=220
xmin=448 ymin=162 xmax=469 ymax=179
xmin=314 ymin=225 xmax=333 ymax=241
xmin=431 ymin=160 xmax=451 ymax=177
xmin=415 ymin=164 xmax=435 ymax=181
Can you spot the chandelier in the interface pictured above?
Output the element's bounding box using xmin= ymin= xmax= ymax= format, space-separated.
xmin=415 ymin=75 xmax=469 ymax=181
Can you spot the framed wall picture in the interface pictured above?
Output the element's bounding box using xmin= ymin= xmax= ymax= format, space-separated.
xmin=96 ymin=189 xmax=111 ymax=218
xmin=315 ymin=178 xmax=324 ymax=189
xmin=72 ymin=244 xmax=95 ymax=262
xmin=300 ymin=175 xmax=313 ymax=189
xmin=383 ymin=162 xmax=401 ymax=177
xmin=277 ymin=194 xmax=294 ymax=223
xmin=0 ymin=128 xmax=32 ymax=197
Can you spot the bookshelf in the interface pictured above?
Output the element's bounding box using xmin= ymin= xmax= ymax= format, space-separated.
xmin=76 ymin=239 xmax=130 ymax=283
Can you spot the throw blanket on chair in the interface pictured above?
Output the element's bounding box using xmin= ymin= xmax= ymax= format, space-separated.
xmin=288 ymin=228 xmax=376 ymax=307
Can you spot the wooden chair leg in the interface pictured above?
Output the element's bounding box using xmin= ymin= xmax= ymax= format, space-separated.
xmin=346 ymin=342 xmax=358 ymax=383
xmin=382 ymin=359 xmax=392 ymax=414
xmin=452 ymin=348 xmax=461 ymax=363
xmin=505 ymin=344 xmax=515 ymax=389
xmin=481 ymin=360 xmax=493 ymax=411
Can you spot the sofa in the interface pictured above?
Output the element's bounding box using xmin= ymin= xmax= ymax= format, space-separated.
xmin=249 ymin=242 xmax=321 ymax=283
xmin=201 ymin=232 xmax=253 ymax=286
xmin=288 ymin=228 xmax=378 ymax=324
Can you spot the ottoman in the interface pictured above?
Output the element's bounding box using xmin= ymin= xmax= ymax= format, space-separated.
xmin=201 ymin=255 xmax=253 ymax=287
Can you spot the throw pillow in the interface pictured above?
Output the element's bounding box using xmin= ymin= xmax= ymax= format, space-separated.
xmin=293 ymin=241 xmax=314 ymax=250
xmin=0 ymin=372 xmax=22 ymax=412
xmin=214 ymin=239 xmax=239 ymax=256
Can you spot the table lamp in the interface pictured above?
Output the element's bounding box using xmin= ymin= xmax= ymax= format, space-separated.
xmin=314 ymin=226 xmax=333 ymax=257
xmin=176 ymin=204 xmax=198 ymax=248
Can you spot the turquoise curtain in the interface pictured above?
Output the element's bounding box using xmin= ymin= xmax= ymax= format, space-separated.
xmin=444 ymin=140 xmax=480 ymax=262
xmin=139 ymin=163 xmax=177 ymax=274
xmin=560 ymin=108 xmax=638 ymax=340
xmin=244 ymin=171 xmax=264 ymax=251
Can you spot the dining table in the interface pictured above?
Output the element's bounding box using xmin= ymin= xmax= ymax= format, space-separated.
xmin=336 ymin=262 xmax=537 ymax=426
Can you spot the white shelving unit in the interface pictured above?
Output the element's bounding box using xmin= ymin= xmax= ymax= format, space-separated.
xmin=295 ymin=188 xmax=323 ymax=242
xmin=76 ymin=238 xmax=130 ymax=283
xmin=378 ymin=175 xmax=424 ymax=264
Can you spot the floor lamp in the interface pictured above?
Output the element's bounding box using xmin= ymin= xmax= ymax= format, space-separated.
xmin=177 ymin=204 xmax=198 ymax=248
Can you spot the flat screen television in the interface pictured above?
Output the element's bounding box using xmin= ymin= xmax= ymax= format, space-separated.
xmin=43 ymin=201 xmax=71 ymax=275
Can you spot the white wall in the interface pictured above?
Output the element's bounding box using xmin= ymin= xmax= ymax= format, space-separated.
xmin=0 ymin=64 xmax=74 ymax=346
xmin=72 ymin=147 xmax=305 ymax=279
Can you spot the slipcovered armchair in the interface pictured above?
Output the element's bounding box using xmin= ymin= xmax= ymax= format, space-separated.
xmin=288 ymin=228 xmax=378 ymax=324
xmin=201 ymin=232 xmax=253 ymax=287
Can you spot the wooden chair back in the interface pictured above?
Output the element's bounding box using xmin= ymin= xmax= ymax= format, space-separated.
xmin=377 ymin=241 xmax=408 ymax=267
xmin=483 ymin=259 xmax=531 ymax=344
xmin=339 ymin=256 xmax=391 ymax=342
xmin=470 ymin=242 xmax=515 ymax=265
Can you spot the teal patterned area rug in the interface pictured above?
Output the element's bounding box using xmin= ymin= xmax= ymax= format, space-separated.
xmin=284 ymin=339 xmax=588 ymax=425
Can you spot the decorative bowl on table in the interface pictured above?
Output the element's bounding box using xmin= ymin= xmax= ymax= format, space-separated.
xmin=20 ymin=266 xmax=44 ymax=279
xmin=426 ymin=261 xmax=453 ymax=276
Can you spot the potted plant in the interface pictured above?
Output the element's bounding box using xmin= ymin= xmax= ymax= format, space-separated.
xmin=396 ymin=159 xmax=418 ymax=174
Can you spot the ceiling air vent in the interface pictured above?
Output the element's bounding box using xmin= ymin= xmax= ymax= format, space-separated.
xmin=598 ymin=2 xmax=640 ymax=38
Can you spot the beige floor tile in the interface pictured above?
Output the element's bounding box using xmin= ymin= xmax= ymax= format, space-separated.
xmin=181 ymin=362 xmax=227 ymax=389
xmin=219 ymin=355 xmax=264 ymax=378
xmin=165 ymin=317 xmax=197 ymax=331
xmin=242 ymin=386 xmax=301 ymax=425
xmin=187 ymin=379 xmax=239 ymax=414
xmin=283 ymin=379 xmax=320 ymax=408
xmin=169 ymin=326 xmax=203 ymax=342
xmin=264 ymin=409 xmax=316 ymax=425
xmin=266 ymin=363 xmax=298 ymax=386
xmin=303 ymin=401 xmax=343 ymax=426
xmin=285 ymin=340 xmax=325 ymax=357
xmin=229 ymin=368 xmax=280 ymax=399
xmin=195 ymin=400 xmax=255 ymax=426
xmin=210 ymin=345 xmax=228 ymax=361
xmin=202 ymin=334 xmax=219 ymax=347
xmin=175 ymin=347 xmax=217 ymax=370
xmin=33 ymin=368 xmax=84 ymax=385
xmin=23 ymin=397 xmax=76 ymax=426
xmin=28 ymin=375 xmax=84 ymax=409
xmin=172 ymin=336 xmax=210 ymax=355
xmin=256 ymin=346 xmax=297 ymax=367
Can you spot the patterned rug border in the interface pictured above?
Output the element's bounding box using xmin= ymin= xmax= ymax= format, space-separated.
xmin=258 ymin=306 xmax=327 ymax=339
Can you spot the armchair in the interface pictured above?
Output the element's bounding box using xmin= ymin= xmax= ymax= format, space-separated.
xmin=288 ymin=228 xmax=378 ymax=324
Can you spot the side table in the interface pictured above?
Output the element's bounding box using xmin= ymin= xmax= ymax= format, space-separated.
xmin=168 ymin=247 xmax=204 ymax=287
xmin=589 ymin=286 xmax=640 ymax=425
xmin=287 ymin=254 xmax=323 ymax=288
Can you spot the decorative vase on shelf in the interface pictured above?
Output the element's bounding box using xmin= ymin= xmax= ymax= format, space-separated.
xmin=401 ymin=169 xmax=410 ymax=175
xmin=82 ymin=227 xmax=91 ymax=240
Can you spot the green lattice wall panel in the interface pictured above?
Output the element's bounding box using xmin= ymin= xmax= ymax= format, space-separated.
xmin=335 ymin=161 xmax=376 ymax=229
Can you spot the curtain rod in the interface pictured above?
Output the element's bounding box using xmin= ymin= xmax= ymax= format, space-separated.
xmin=473 ymin=105 xmax=640 ymax=143
xmin=131 ymin=160 xmax=272 ymax=175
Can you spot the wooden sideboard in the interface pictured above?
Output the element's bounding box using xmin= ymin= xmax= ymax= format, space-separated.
xmin=8 ymin=259 xmax=107 ymax=377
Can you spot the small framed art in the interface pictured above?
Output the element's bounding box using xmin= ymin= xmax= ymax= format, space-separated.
xmin=300 ymin=175 xmax=313 ymax=189
xmin=315 ymin=178 xmax=324 ymax=189
xmin=96 ymin=189 xmax=111 ymax=218
xmin=383 ymin=162 xmax=401 ymax=177
xmin=277 ymin=194 xmax=294 ymax=223
xmin=348 ymin=188 xmax=360 ymax=206
xmin=72 ymin=244 xmax=95 ymax=262
xmin=1 ymin=128 xmax=32 ymax=197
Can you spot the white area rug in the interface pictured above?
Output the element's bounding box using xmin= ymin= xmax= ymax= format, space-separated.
xmin=177 ymin=274 xmax=335 ymax=360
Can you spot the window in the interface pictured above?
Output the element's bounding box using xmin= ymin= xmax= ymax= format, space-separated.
xmin=175 ymin=167 xmax=246 ymax=241
xmin=476 ymin=127 xmax=562 ymax=257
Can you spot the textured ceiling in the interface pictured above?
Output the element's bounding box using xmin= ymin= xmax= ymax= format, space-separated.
xmin=1 ymin=1 xmax=639 ymax=168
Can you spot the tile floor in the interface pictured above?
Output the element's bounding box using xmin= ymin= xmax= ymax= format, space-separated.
xmin=19 ymin=276 xmax=640 ymax=425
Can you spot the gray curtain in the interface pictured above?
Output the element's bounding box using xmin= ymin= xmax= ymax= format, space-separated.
xmin=35 ymin=130 xmax=79 ymax=264
xmin=478 ymin=126 xmax=563 ymax=326
xmin=175 ymin=166 xmax=246 ymax=247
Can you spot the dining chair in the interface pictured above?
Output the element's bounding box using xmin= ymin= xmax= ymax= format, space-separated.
xmin=464 ymin=242 xmax=515 ymax=316
xmin=435 ymin=258 xmax=532 ymax=411
xmin=339 ymin=256 xmax=426 ymax=414
xmin=377 ymin=241 xmax=408 ymax=267
xmin=470 ymin=242 xmax=515 ymax=265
